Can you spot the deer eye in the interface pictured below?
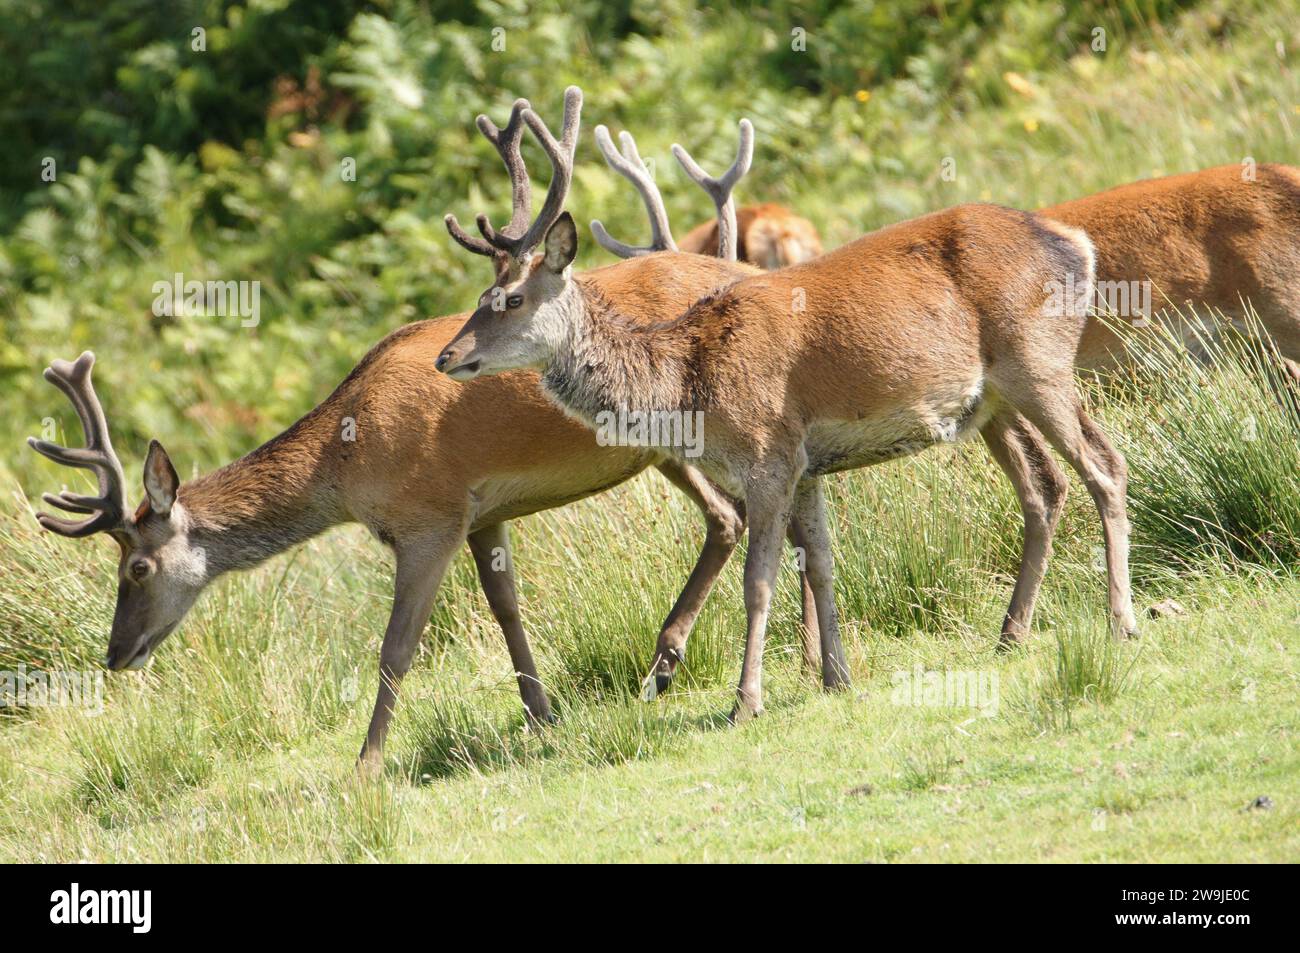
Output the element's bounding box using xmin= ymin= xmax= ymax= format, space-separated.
xmin=506 ymin=294 xmax=524 ymax=309
xmin=130 ymin=560 xmax=150 ymax=581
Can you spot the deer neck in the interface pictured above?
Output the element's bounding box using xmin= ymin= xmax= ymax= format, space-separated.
xmin=541 ymin=280 xmax=697 ymax=428
xmin=177 ymin=412 xmax=345 ymax=575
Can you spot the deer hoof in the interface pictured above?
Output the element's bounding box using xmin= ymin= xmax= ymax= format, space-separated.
xmin=727 ymin=701 xmax=763 ymax=725
xmin=640 ymin=672 xmax=660 ymax=702
xmin=996 ymin=632 xmax=1028 ymax=653
xmin=641 ymin=647 xmax=684 ymax=701
xmin=526 ymin=707 xmax=559 ymax=729
xmin=355 ymin=751 xmax=384 ymax=781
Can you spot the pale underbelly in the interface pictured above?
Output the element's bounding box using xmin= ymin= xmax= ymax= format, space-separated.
xmin=804 ymin=385 xmax=990 ymax=477
xmin=467 ymin=452 xmax=657 ymax=529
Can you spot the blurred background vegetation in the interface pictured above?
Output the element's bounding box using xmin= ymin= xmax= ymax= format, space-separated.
xmin=0 ymin=0 xmax=1293 ymax=476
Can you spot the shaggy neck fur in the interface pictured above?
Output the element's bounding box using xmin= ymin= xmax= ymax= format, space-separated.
xmin=177 ymin=410 xmax=345 ymax=576
xmin=541 ymin=279 xmax=702 ymax=427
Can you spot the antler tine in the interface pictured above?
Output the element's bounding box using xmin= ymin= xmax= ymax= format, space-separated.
xmin=445 ymin=88 xmax=582 ymax=262
xmin=26 ymin=351 xmax=128 ymax=538
xmin=515 ymin=85 xmax=583 ymax=256
xmin=476 ymin=99 xmax=534 ymax=239
xmin=589 ymin=126 xmax=678 ymax=259
xmin=671 ymin=118 xmax=755 ymax=261
xmin=444 ymin=98 xmax=534 ymax=259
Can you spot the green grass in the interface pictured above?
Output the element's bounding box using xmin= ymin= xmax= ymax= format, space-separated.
xmin=1 ymin=316 xmax=1297 ymax=862
xmin=0 ymin=568 xmax=1294 ymax=862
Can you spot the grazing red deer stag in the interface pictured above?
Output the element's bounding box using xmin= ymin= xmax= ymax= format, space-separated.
xmin=677 ymin=203 xmax=823 ymax=269
xmin=1041 ymin=163 xmax=1300 ymax=380
xmin=27 ymin=89 xmax=777 ymax=773
xmin=437 ymin=124 xmax=1136 ymax=720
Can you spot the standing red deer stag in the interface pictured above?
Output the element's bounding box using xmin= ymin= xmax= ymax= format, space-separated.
xmin=677 ymin=202 xmax=823 ymax=269
xmin=436 ymin=119 xmax=1136 ymax=720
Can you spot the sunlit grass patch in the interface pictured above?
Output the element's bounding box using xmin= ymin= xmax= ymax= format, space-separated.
xmin=69 ymin=691 xmax=214 ymax=825
xmin=894 ymin=736 xmax=964 ymax=793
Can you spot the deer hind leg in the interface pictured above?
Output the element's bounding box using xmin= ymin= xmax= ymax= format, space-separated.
xmin=791 ymin=477 xmax=849 ymax=690
xmin=1251 ymin=325 xmax=1300 ymax=422
xmin=467 ymin=523 xmax=554 ymax=727
xmin=980 ymin=411 xmax=1069 ymax=646
xmin=786 ymin=519 xmax=823 ymax=674
xmin=1014 ymin=387 xmax=1138 ymax=639
xmin=358 ymin=526 xmax=466 ymax=776
xmin=644 ymin=461 xmax=745 ymax=699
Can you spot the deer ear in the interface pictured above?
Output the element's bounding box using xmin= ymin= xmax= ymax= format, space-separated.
xmin=143 ymin=440 xmax=179 ymax=517
xmin=543 ymin=212 xmax=578 ymax=273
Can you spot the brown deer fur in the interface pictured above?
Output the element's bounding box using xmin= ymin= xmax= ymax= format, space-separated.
xmin=677 ymin=203 xmax=824 ymax=269
xmin=1042 ymin=163 xmax=1300 ymax=375
xmin=439 ymin=203 xmax=1138 ymax=720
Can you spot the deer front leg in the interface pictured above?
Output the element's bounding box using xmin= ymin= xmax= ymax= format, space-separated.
xmin=644 ymin=461 xmax=745 ymax=698
xmin=785 ymin=519 xmax=822 ymax=674
xmin=731 ymin=467 xmax=799 ymax=723
xmin=791 ymin=477 xmax=849 ymax=690
xmin=358 ymin=530 xmax=464 ymax=777
xmin=467 ymin=522 xmax=555 ymax=726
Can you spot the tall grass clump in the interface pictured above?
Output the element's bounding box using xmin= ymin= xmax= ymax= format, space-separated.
xmin=1021 ymin=617 xmax=1140 ymax=732
xmin=1096 ymin=309 xmax=1300 ymax=579
xmin=829 ymin=446 xmax=1019 ymax=638
xmin=401 ymin=687 xmax=526 ymax=782
xmin=0 ymin=486 xmax=116 ymax=674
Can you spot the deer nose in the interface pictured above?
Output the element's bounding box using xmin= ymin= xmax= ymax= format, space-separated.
xmin=435 ymin=350 xmax=454 ymax=373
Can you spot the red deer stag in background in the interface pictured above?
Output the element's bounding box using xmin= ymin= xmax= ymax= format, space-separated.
xmin=27 ymin=89 xmax=785 ymax=773
xmin=437 ymin=129 xmax=1136 ymax=720
xmin=677 ymin=203 xmax=823 ymax=268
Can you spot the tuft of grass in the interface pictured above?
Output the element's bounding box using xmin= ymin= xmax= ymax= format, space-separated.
xmin=332 ymin=776 xmax=408 ymax=862
xmin=70 ymin=693 xmax=214 ymax=824
xmin=401 ymin=689 xmax=527 ymax=782
xmin=1096 ymin=308 xmax=1300 ymax=578
xmin=1022 ymin=620 xmax=1140 ymax=732
xmin=895 ymin=737 xmax=962 ymax=793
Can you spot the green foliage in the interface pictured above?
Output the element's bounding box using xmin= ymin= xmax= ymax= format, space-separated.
xmin=4 ymin=0 xmax=1287 ymax=480
xmin=0 ymin=0 xmax=363 ymax=201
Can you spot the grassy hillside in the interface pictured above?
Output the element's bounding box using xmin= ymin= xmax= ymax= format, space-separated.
xmin=1 ymin=0 xmax=1298 ymax=861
